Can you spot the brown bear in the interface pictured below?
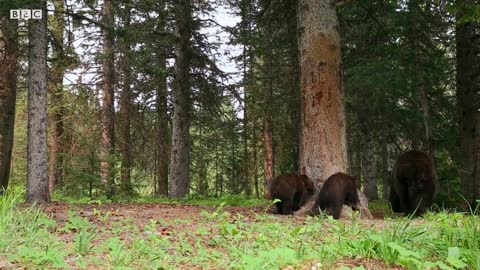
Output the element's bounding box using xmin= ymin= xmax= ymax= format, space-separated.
xmin=268 ymin=172 xmax=315 ymax=215
xmin=312 ymin=172 xmax=360 ymax=219
xmin=389 ymin=150 xmax=439 ymax=216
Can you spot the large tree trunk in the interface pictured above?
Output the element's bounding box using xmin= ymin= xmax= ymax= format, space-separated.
xmin=456 ymin=10 xmax=480 ymax=202
xmin=296 ymin=0 xmax=371 ymax=218
xmin=48 ymin=0 xmax=66 ymax=194
xmin=100 ymin=0 xmax=115 ymax=197
xmin=27 ymin=0 xmax=50 ymax=203
xmin=297 ymin=0 xmax=347 ymax=182
xmin=0 ymin=18 xmax=18 ymax=192
xmin=120 ymin=8 xmax=132 ymax=195
xmin=169 ymin=0 xmax=192 ymax=198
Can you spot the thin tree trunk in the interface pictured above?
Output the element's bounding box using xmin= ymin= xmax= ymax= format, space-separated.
xmin=354 ymin=132 xmax=362 ymax=179
xmin=243 ymin=59 xmax=250 ymax=196
xmin=169 ymin=0 xmax=192 ymax=198
xmin=48 ymin=0 xmax=65 ymax=194
xmin=418 ymin=80 xmax=433 ymax=154
xmin=347 ymin=131 xmax=354 ymax=175
xmin=198 ymin=123 xmax=207 ymax=195
xmin=297 ymin=0 xmax=347 ymax=182
xmin=0 ymin=18 xmax=18 ymax=192
xmin=231 ymin=115 xmax=237 ymax=194
xmin=120 ymin=8 xmax=132 ymax=195
xmin=214 ymin=151 xmax=219 ymax=196
xmin=155 ymin=0 xmax=169 ymax=197
xmin=27 ymin=0 xmax=50 ymax=203
xmin=380 ymin=127 xmax=390 ymax=199
xmin=456 ymin=9 xmax=480 ymax=202
xmin=253 ymin=115 xmax=260 ymax=198
xmin=474 ymin=111 xmax=480 ymax=201
xmin=361 ymin=125 xmax=378 ymax=200
xmin=263 ymin=44 xmax=274 ymax=199
xmin=156 ymin=54 xmax=169 ymax=197
xmin=100 ymin=0 xmax=115 ymax=197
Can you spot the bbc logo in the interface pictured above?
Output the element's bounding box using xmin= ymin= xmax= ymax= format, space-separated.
xmin=10 ymin=9 xmax=43 ymax=20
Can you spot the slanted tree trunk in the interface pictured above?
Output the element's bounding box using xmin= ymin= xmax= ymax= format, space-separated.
xmin=100 ymin=0 xmax=115 ymax=197
xmin=48 ymin=0 xmax=66 ymax=194
xmin=456 ymin=9 xmax=480 ymax=202
xmin=296 ymin=0 xmax=371 ymax=218
xmin=119 ymin=7 xmax=132 ymax=195
xmin=169 ymin=0 xmax=192 ymax=198
xmin=27 ymin=0 xmax=50 ymax=203
xmin=0 ymin=18 xmax=18 ymax=192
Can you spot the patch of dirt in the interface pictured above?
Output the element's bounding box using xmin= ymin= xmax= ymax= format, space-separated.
xmin=33 ymin=202 xmax=413 ymax=269
xmin=330 ymin=258 xmax=405 ymax=270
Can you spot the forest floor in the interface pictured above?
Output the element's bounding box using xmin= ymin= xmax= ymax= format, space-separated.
xmin=40 ymin=202 xmax=400 ymax=270
xmin=1 ymin=196 xmax=478 ymax=269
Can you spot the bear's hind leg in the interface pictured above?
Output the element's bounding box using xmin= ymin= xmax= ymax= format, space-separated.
xmin=281 ymin=200 xmax=294 ymax=215
xmin=331 ymin=202 xmax=343 ymax=219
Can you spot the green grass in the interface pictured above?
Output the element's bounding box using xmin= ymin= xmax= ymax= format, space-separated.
xmin=1 ymin=192 xmax=479 ymax=269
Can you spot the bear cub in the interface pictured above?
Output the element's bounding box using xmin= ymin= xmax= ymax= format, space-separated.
xmin=313 ymin=172 xmax=360 ymax=219
xmin=389 ymin=150 xmax=439 ymax=216
xmin=269 ymin=172 xmax=315 ymax=215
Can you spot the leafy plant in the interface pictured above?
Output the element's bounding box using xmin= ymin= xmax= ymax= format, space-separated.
xmin=73 ymin=227 xmax=97 ymax=256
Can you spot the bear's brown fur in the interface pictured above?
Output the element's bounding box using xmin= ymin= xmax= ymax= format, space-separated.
xmin=269 ymin=172 xmax=315 ymax=215
xmin=313 ymin=172 xmax=360 ymax=219
xmin=390 ymin=150 xmax=439 ymax=216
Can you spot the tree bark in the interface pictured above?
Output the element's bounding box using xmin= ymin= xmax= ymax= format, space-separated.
xmin=48 ymin=0 xmax=66 ymax=194
xmin=253 ymin=120 xmax=260 ymax=198
xmin=418 ymin=79 xmax=434 ymax=154
xmin=263 ymin=43 xmax=274 ymax=200
xmin=0 ymin=18 xmax=18 ymax=192
xmin=27 ymin=0 xmax=50 ymax=203
xmin=155 ymin=0 xmax=169 ymax=197
xmin=169 ymin=0 xmax=192 ymax=198
xmin=243 ymin=58 xmax=250 ymax=196
xmin=296 ymin=0 xmax=371 ymax=218
xmin=456 ymin=9 xmax=480 ymax=202
xmin=120 ymin=7 xmax=132 ymax=195
xmin=100 ymin=0 xmax=115 ymax=197
xmin=297 ymin=0 xmax=347 ymax=182
xmin=156 ymin=53 xmax=169 ymax=197
xmin=241 ymin=0 xmax=251 ymax=196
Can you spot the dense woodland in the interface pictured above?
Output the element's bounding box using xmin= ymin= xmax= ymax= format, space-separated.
xmin=0 ymin=0 xmax=479 ymax=207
